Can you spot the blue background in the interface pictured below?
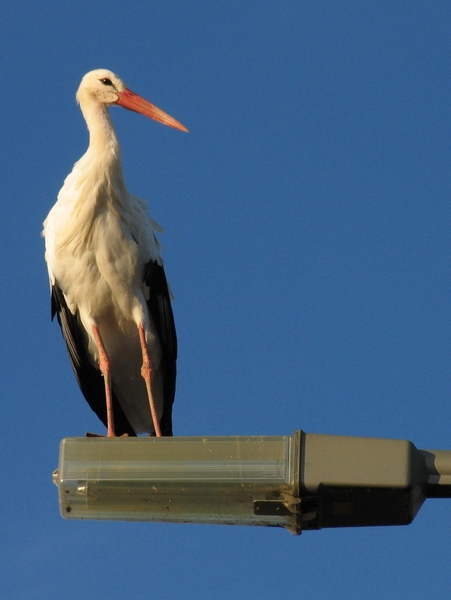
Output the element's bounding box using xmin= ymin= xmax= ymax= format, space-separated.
xmin=1 ymin=2 xmax=451 ymax=598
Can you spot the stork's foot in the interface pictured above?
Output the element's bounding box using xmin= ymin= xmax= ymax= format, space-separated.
xmin=85 ymin=432 xmax=130 ymax=438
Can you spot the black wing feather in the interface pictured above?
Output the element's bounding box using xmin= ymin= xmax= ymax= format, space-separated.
xmin=51 ymin=285 xmax=137 ymax=436
xmin=144 ymin=260 xmax=177 ymax=436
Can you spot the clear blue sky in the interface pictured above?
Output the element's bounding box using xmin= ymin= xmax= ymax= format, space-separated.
xmin=2 ymin=2 xmax=451 ymax=598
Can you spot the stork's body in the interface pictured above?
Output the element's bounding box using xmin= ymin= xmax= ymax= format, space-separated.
xmin=43 ymin=69 xmax=187 ymax=436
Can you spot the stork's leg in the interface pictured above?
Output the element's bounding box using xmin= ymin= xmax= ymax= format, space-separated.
xmin=137 ymin=324 xmax=162 ymax=437
xmin=91 ymin=324 xmax=116 ymax=437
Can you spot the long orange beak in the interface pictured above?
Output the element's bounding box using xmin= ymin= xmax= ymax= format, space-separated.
xmin=116 ymin=89 xmax=188 ymax=132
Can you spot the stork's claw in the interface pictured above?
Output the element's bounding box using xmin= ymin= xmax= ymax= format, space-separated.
xmin=85 ymin=432 xmax=130 ymax=437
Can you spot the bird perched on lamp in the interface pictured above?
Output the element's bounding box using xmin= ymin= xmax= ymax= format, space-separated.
xmin=43 ymin=69 xmax=187 ymax=437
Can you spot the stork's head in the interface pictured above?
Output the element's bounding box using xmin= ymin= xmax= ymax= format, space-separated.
xmin=76 ymin=69 xmax=188 ymax=132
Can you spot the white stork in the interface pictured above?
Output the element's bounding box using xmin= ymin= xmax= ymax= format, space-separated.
xmin=43 ymin=69 xmax=187 ymax=437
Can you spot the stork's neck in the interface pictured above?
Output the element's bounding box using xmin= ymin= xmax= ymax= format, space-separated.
xmin=81 ymin=101 xmax=121 ymax=162
xmin=74 ymin=101 xmax=128 ymax=209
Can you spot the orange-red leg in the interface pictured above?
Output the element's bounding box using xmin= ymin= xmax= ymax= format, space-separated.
xmin=138 ymin=324 xmax=162 ymax=437
xmin=91 ymin=324 xmax=115 ymax=437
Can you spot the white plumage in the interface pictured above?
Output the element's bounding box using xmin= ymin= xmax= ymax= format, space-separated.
xmin=43 ymin=69 xmax=187 ymax=437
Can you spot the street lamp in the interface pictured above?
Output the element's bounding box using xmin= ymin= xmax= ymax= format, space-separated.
xmin=53 ymin=431 xmax=451 ymax=534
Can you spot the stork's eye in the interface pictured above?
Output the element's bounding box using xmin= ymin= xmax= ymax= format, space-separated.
xmin=100 ymin=78 xmax=113 ymax=86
